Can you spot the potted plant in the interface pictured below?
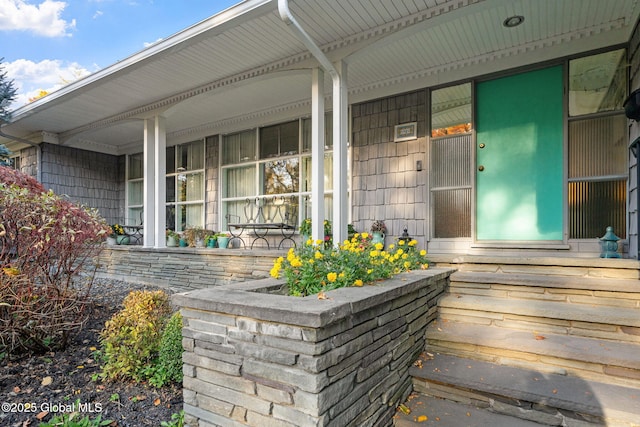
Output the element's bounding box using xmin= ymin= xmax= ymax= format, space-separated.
xmin=184 ymin=226 xmax=208 ymax=247
xmin=216 ymin=232 xmax=231 ymax=249
xmin=110 ymin=223 xmax=129 ymax=245
xmin=205 ymin=233 xmax=217 ymax=248
xmin=166 ymin=230 xmax=179 ymax=247
xmin=299 ymin=219 xmax=332 ymax=247
xmin=370 ymin=220 xmax=387 ymax=246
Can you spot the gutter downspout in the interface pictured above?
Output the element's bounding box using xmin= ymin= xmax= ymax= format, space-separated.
xmin=278 ymin=0 xmax=348 ymax=245
xmin=0 ymin=127 xmax=42 ymax=182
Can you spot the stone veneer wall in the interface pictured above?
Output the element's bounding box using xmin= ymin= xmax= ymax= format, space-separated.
xmin=174 ymin=268 xmax=452 ymax=427
xmin=95 ymin=247 xmax=278 ymax=291
xmin=351 ymin=90 xmax=428 ymax=247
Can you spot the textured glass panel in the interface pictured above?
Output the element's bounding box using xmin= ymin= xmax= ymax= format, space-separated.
xmin=128 ymin=153 xmax=143 ymax=179
xmin=261 ymin=158 xmax=299 ymax=195
xmin=433 ymin=189 xmax=471 ymax=238
xmin=222 ymin=130 xmax=256 ymax=165
xmin=224 ymin=166 xmax=256 ymax=198
xmin=431 ymin=83 xmax=471 ymax=137
xmin=569 ymin=114 xmax=627 ymax=178
xmin=569 ymin=180 xmax=626 ymax=239
xmin=431 ymin=134 xmax=472 ymax=188
xmin=569 ymin=49 xmax=626 ymax=116
xmin=128 ymin=180 xmax=143 ymax=205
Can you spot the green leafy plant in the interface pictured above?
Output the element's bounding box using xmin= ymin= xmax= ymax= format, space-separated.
xmin=98 ymin=290 xmax=172 ymax=382
xmin=271 ymin=233 xmax=429 ymax=297
xmin=110 ymin=223 xmax=124 ymax=237
xmin=149 ymin=311 xmax=184 ymax=387
xmin=161 ymin=410 xmax=184 ymax=427
xmin=38 ymin=402 xmax=112 ymax=427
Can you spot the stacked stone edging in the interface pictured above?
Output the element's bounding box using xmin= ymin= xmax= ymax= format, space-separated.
xmin=94 ymin=247 xmax=278 ymax=291
xmin=174 ymin=268 xmax=453 ymax=427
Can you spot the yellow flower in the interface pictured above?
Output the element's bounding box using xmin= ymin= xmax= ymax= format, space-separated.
xmin=409 ymin=239 xmax=418 ymax=246
xmin=315 ymin=239 xmax=323 ymax=246
xmin=2 ymin=267 xmax=20 ymax=276
xmin=269 ymin=265 xmax=280 ymax=278
xmin=361 ymin=232 xmax=369 ymax=239
xmin=327 ymin=272 xmax=338 ymax=282
xmin=402 ymin=253 xmax=408 ymax=260
xmin=396 ymin=248 xmax=404 ymax=256
xmin=353 ymin=279 xmax=364 ymax=287
xmin=314 ymin=251 xmax=323 ymax=260
xmin=398 ymin=240 xmax=405 ymax=246
xmin=420 ymin=249 xmax=427 ymax=256
xmin=374 ymin=242 xmax=384 ymax=250
xmin=404 ymin=261 xmax=411 ymax=269
xmin=369 ymin=250 xmax=379 ymax=257
xmin=291 ymin=258 xmax=302 ymax=268
xmin=338 ymin=272 xmax=345 ymax=278
xmin=388 ymin=244 xmax=395 ymax=250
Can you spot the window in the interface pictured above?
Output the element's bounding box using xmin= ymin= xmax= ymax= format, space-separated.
xmin=568 ymin=49 xmax=627 ymax=238
xmin=221 ymin=117 xmax=333 ymax=230
xmin=166 ymin=140 xmax=205 ymax=232
xmin=430 ymin=83 xmax=472 ymax=238
xmin=126 ymin=153 xmax=144 ymax=225
xmin=126 ymin=140 xmax=205 ymax=232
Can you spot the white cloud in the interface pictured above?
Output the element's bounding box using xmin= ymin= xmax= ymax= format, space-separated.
xmin=143 ymin=37 xmax=163 ymax=48
xmin=0 ymin=0 xmax=76 ymax=37
xmin=5 ymin=58 xmax=93 ymax=108
xmin=92 ymin=10 xmax=103 ymax=19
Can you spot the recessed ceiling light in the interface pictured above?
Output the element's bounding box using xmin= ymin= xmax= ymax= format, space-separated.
xmin=503 ymin=15 xmax=524 ymax=28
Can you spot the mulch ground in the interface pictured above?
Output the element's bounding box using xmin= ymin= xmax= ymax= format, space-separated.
xmin=0 ymin=280 xmax=183 ymax=427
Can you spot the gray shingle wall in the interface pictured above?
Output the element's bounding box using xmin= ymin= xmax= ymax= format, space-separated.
xmin=351 ymin=90 xmax=428 ymax=246
xmin=205 ymin=135 xmax=219 ymax=232
xmin=39 ymin=143 xmax=123 ymax=224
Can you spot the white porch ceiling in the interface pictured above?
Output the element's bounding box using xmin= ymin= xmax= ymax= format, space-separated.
xmin=2 ymin=0 xmax=638 ymax=154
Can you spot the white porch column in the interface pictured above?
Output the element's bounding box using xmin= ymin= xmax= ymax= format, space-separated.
xmin=143 ymin=119 xmax=156 ymax=247
xmin=333 ymin=60 xmax=348 ymax=245
xmin=311 ymin=67 xmax=325 ymax=243
xmin=154 ymin=115 xmax=167 ymax=248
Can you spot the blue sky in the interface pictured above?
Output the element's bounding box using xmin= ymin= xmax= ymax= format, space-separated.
xmin=1 ymin=0 xmax=238 ymax=108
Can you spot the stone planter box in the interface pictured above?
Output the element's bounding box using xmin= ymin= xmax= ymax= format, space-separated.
xmin=174 ymin=267 xmax=454 ymax=427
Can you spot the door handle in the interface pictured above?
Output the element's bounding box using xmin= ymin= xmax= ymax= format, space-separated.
xmin=478 ymin=165 xmax=484 ymax=171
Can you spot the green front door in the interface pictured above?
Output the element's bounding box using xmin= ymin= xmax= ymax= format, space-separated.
xmin=476 ymin=66 xmax=564 ymax=241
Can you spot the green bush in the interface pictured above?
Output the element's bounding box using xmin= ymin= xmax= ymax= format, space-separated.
xmin=150 ymin=311 xmax=184 ymax=387
xmin=99 ymin=290 xmax=172 ymax=382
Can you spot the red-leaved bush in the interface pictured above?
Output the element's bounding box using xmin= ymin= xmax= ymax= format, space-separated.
xmin=0 ymin=166 xmax=111 ymax=355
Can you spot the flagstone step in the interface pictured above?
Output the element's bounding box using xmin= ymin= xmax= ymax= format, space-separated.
xmin=393 ymin=393 xmax=546 ymax=427
xmin=408 ymin=353 xmax=640 ymax=426
xmin=438 ymin=294 xmax=640 ymax=343
xmin=426 ymin=321 xmax=640 ymax=387
xmin=428 ymin=255 xmax=640 ymax=280
xmin=449 ymin=271 xmax=640 ymax=308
